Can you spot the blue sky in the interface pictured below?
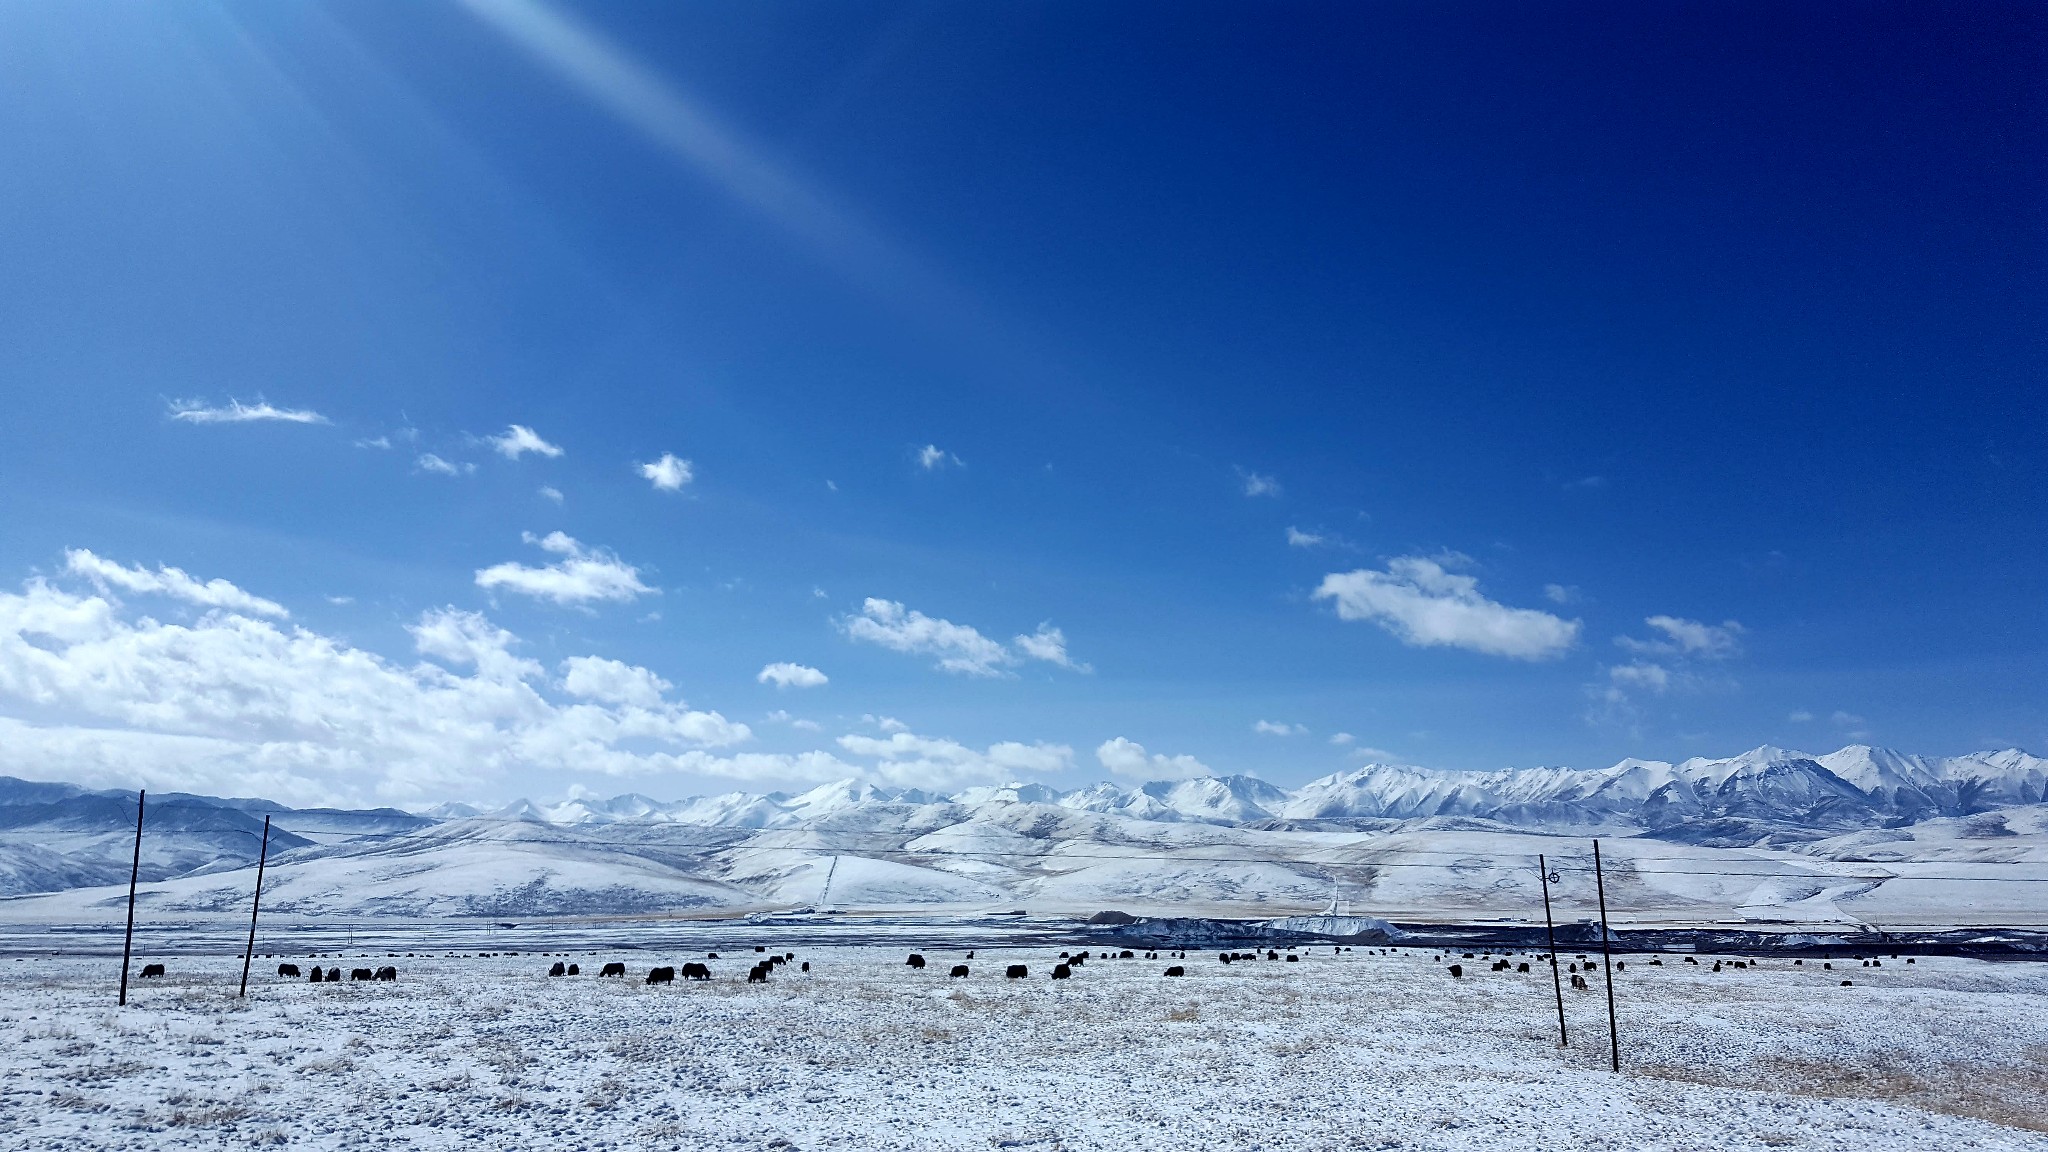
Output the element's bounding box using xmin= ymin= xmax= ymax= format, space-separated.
xmin=0 ymin=1 xmax=2041 ymax=806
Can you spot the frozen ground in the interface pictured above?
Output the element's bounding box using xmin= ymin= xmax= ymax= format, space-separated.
xmin=1 ymin=943 xmax=2044 ymax=1151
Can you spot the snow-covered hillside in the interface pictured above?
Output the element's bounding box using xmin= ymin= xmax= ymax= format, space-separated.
xmin=2 ymin=745 xmax=2043 ymax=925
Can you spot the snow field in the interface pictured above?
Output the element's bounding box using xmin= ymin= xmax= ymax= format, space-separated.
xmin=0 ymin=945 xmax=2043 ymax=1150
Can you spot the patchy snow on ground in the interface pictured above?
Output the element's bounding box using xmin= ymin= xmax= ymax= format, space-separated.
xmin=1 ymin=944 xmax=2043 ymax=1150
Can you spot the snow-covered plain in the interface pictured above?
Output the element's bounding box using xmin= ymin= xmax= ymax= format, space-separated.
xmin=3 ymin=941 xmax=2043 ymax=1150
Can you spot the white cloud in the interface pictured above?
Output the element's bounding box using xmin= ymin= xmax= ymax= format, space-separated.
xmin=1237 ymin=467 xmax=1281 ymax=497
xmin=1831 ymin=710 xmax=1866 ymax=727
xmin=1608 ymin=662 xmax=1671 ymax=694
xmin=168 ymin=398 xmax=327 ymax=425
xmin=0 ymin=576 xmax=765 ymax=805
xmin=838 ymin=731 xmax=1072 ymax=789
xmin=1347 ymin=745 xmax=1403 ymax=762
xmin=842 ymin=599 xmax=1081 ymax=677
xmin=488 ymin=424 xmax=564 ymax=460
xmin=1543 ymin=584 xmax=1579 ymax=605
xmin=1253 ymin=720 xmax=1307 ymax=737
xmin=1328 ymin=731 xmax=1354 ymax=746
xmin=539 ymin=486 xmax=565 ymax=504
xmin=1012 ymin=623 xmax=1088 ymax=671
xmin=560 ymin=655 xmax=672 ymax=708
xmin=475 ymin=532 xmax=654 ymax=606
xmin=1095 ymin=736 xmax=1211 ymax=781
xmin=64 ymin=549 xmax=287 ymax=618
xmin=1285 ymin=527 xmax=1324 ymax=548
xmin=355 ymin=436 xmax=392 ymax=450
xmin=766 ymin=710 xmax=822 ymax=732
xmin=757 ymin=662 xmax=828 ymax=689
xmin=1312 ymin=557 xmax=1579 ymax=660
xmin=917 ymin=444 xmax=962 ymax=471
xmin=862 ymin=714 xmax=910 ymax=733
xmin=1787 ymin=709 xmax=1814 ymax=723
xmin=638 ymin=453 xmax=694 ymax=492
xmin=325 ymin=596 xmax=354 ymax=606
xmin=416 ymin=453 xmax=474 ymax=476
xmin=1618 ymin=616 xmax=1744 ymax=659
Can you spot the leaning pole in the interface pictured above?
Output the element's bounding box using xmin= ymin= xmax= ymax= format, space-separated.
xmin=117 ymin=789 xmax=145 ymax=1006
xmin=239 ymin=815 xmax=272 ymax=997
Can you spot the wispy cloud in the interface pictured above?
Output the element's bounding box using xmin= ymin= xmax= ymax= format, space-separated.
xmin=475 ymin=532 xmax=654 ymax=606
xmin=839 ymin=730 xmax=1074 ymax=790
xmin=1617 ymin=616 xmax=1744 ymax=659
xmin=1096 ymin=736 xmax=1210 ymax=781
xmin=638 ymin=453 xmax=694 ymax=491
xmin=841 ymin=599 xmax=1081 ymax=677
xmin=168 ymin=398 xmax=327 ymax=425
xmin=1236 ymin=467 xmax=1281 ymax=497
xmin=1253 ymin=720 xmax=1307 ymax=736
xmin=1285 ymin=527 xmax=1324 ymax=548
xmin=488 ymin=424 xmax=564 ymax=460
xmin=539 ymin=486 xmax=565 ymax=504
xmin=65 ymin=549 xmax=287 ymax=618
xmin=1314 ymin=556 xmax=1578 ymax=660
xmin=918 ymin=444 xmax=962 ymax=471
xmin=1328 ymin=731 xmax=1354 ymax=746
xmin=758 ymin=662 xmax=828 ymax=689
xmin=416 ymin=453 xmax=475 ymax=476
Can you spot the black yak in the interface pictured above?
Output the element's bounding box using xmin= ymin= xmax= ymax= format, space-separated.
xmin=801 ymin=962 xmax=810 ymax=972
xmin=907 ymin=954 xmax=926 ymax=969
xmin=1052 ymin=964 xmax=1072 ymax=980
xmin=950 ymin=964 xmax=969 ymax=978
xmin=307 ymin=967 xmax=323 ymax=983
xmin=747 ymin=964 xmax=769 ymax=984
xmin=1447 ymin=964 xmax=1463 ymax=978
xmin=566 ymin=964 xmax=579 ymax=975
xmin=647 ymin=967 xmax=676 ymax=985
xmin=349 ymin=968 xmax=373 ymax=981
xmin=277 ymin=963 xmax=300 ymax=978
xmin=375 ymin=966 xmax=397 ymax=982
xmin=600 ymin=962 xmax=627 ymax=977
xmin=1005 ymin=964 xmax=1028 ymax=979
xmin=325 ymin=967 xmax=341 ymax=982
xmin=549 ymin=962 xmax=566 ymax=977
xmin=681 ymin=962 xmax=711 ymax=981
xmin=140 ymin=964 xmax=165 ymax=979
xmin=1164 ymin=966 xmax=1185 ymax=977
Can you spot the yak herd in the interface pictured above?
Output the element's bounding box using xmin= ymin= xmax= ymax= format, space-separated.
xmin=124 ymin=943 xmax=1895 ymax=993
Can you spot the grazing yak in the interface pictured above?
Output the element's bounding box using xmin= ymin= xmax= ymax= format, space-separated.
xmin=1285 ymin=955 xmax=1299 ymax=963
xmin=566 ymin=964 xmax=579 ymax=976
xmin=801 ymin=962 xmax=810 ymax=972
xmin=646 ymin=967 xmax=676 ymax=985
xmin=375 ymin=967 xmax=397 ymax=982
xmin=140 ymin=964 xmax=166 ymax=979
xmin=325 ymin=967 xmax=341 ymax=982
xmin=949 ymin=964 xmax=970 ymax=978
xmin=307 ymin=968 xmax=323 ymax=983
xmin=1219 ymin=953 xmax=1233 ymax=965
xmin=1164 ymin=966 xmax=1185 ymax=977
xmin=548 ymin=962 xmax=567 ymax=977
xmin=277 ymin=963 xmax=300 ymax=978
xmin=1571 ymin=973 xmax=1589 ymax=990
xmin=747 ymin=964 xmax=770 ymax=984
xmin=681 ymin=962 xmax=711 ymax=981
xmin=1005 ymin=964 xmax=1029 ymax=979
xmin=350 ymin=968 xmax=374 ymax=982
xmin=1119 ymin=950 xmax=1134 ymax=959
xmin=1447 ymin=964 xmax=1463 ymax=978
xmin=1052 ymin=964 xmax=1072 ymax=980
xmin=600 ymin=962 xmax=628 ymax=978
xmin=906 ymin=954 xmax=926 ymax=969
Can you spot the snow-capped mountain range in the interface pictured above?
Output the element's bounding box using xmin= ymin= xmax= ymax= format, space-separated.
xmin=2 ymin=745 xmax=2043 ymax=919
xmin=425 ymin=745 xmax=2048 ymax=832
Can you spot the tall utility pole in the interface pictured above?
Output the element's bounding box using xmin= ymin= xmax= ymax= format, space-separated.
xmin=1591 ymin=839 xmax=1620 ymax=1072
xmin=117 ymin=790 xmax=145 ymax=1006
xmin=1538 ymin=852 xmax=1567 ymax=1047
xmin=239 ymin=815 xmax=272 ymax=997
